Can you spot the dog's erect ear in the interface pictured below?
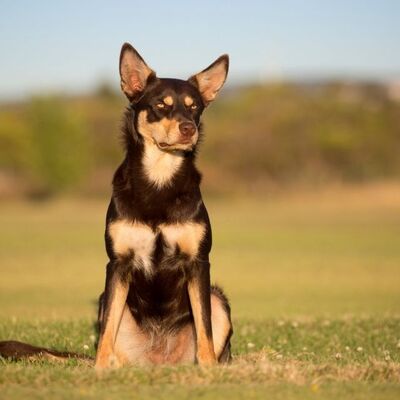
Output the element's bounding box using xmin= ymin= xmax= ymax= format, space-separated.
xmin=119 ymin=43 xmax=156 ymax=102
xmin=189 ymin=55 xmax=229 ymax=106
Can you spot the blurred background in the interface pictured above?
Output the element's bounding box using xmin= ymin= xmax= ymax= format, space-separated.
xmin=0 ymin=1 xmax=399 ymax=319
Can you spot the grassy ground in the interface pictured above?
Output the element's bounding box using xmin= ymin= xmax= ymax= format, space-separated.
xmin=0 ymin=183 xmax=400 ymax=398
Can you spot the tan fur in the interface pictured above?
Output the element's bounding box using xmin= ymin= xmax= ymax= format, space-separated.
xmin=160 ymin=117 xmax=180 ymax=134
xmin=109 ymin=220 xmax=205 ymax=271
xmin=137 ymin=110 xmax=199 ymax=153
xmin=188 ymin=278 xmax=217 ymax=365
xmin=114 ymin=305 xmax=196 ymax=365
xmin=146 ymin=326 xmax=196 ymax=365
xmin=113 ymin=304 xmax=150 ymax=366
xmin=163 ymin=95 xmax=174 ymax=106
xmin=143 ymin=141 xmax=184 ymax=188
xmin=137 ymin=110 xmax=181 ymax=141
xmin=95 ymin=280 xmax=129 ymax=370
xmin=136 ymin=110 xmax=154 ymax=141
xmin=160 ymin=222 xmax=205 ymax=259
xmin=163 ymin=325 xmax=196 ymax=364
xmin=109 ymin=220 xmax=156 ymax=275
xmin=210 ymin=295 xmax=231 ymax=357
xmin=136 ymin=110 xmax=185 ymax=188
xmin=184 ymin=96 xmax=194 ymax=106
xmin=108 ymin=293 xmax=228 ymax=366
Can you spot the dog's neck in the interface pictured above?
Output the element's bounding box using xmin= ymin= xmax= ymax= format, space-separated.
xmin=112 ymin=109 xmax=202 ymax=222
xmin=141 ymin=140 xmax=184 ymax=189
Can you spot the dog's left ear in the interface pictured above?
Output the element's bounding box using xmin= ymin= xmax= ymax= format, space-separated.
xmin=119 ymin=43 xmax=156 ymax=102
xmin=189 ymin=55 xmax=229 ymax=106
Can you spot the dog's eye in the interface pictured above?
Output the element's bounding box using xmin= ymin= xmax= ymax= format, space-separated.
xmin=190 ymin=104 xmax=198 ymax=110
xmin=156 ymin=102 xmax=165 ymax=109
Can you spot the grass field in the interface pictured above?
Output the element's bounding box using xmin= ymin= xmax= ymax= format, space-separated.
xmin=1 ymin=183 xmax=400 ymax=399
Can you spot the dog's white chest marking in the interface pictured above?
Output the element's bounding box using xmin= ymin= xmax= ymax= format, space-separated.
xmin=109 ymin=221 xmax=156 ymax=275
xmin=142 ymin=141 xmax=184 ymax=189
xmin=109 ymin=220 xmax=206 ymax=274
xmin=160 ymin=222 xmax=206 ymax=259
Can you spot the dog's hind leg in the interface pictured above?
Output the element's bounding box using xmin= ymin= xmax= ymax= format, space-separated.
xmin=210 ymin=285 xmax=233 ymax=362
xmin=107 ymin=288 xmax=232 ymax=366
xmin=164 ymin=285 xmax=232 ymax=365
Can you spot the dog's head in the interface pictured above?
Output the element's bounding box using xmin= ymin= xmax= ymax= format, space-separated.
xmin=119 ymin=43 xmax=229 ymax=152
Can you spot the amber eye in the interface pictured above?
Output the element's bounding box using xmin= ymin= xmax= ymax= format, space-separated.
xmin=190 ymin=104 xmax=197 ymax=110
xmin=156 ymin=102 xmax=165 ymax=109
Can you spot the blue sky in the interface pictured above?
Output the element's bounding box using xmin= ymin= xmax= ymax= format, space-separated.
xmin=1 ymin=0 xmax=399 ymax=100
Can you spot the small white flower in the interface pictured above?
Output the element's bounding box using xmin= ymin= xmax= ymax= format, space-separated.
xmin=291 ymin=321 xmax=299 ymax=328
xmin=276 ymin=354 xmax=283 ymax=360
xmin=89 ymin=335 xmax=96 ymax=343
xmin=345 ymin=346 xmax=350 ymax=351
xmin=83 ymin=344 xmax=89 ymax=351
xmin=247 ymin=342 xmax=255 ymax=349
xmin=302 ymin=346 xmax=308 ymax=351
xmin=356 ymin=346 xmax=363 ymax=352
xmin=335 ymin=353 xmax=342 ymax=360
xmin=396 ymin=341 xmax=400 ymax=349
xmin=385 ymin=354 xmax=391 ymax=361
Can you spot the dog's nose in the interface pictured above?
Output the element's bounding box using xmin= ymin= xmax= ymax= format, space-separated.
xmin=179 ymin=122 xmax=196 ymax=137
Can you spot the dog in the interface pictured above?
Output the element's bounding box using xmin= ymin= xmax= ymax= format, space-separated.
xmin=0 ymin=43 xmax=232 ymax=368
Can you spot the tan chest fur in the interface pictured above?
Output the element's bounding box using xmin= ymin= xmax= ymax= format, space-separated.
xmin=160 ymin=222 xmax=206 ymax=258
xmin=109 ymin=220 xmax=205 ymax=276
xmin=142 ymin=142 xmax=184 ymax=189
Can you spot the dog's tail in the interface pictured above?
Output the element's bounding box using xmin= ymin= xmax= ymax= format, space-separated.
xmin=0 ymin=340 xmax=93 ymax=362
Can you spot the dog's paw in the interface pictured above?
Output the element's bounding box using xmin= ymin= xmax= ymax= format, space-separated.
xmin=198 ymin=359 xmax=217 ymax=367
xmin=95 ymin=353 xmax=122 ymax=373
xmin=196 ymin=352 xmax=217 ymax=367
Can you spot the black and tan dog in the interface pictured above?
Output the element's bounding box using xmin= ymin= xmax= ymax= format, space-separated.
xmin=0 ymin=43 xmax=232 ymax=368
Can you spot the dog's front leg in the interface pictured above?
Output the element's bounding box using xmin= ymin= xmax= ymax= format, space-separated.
xmin=95 ymin=260 xmax=130 ymax=371
xmin=187 ymin=260 xmax=216 ymax=366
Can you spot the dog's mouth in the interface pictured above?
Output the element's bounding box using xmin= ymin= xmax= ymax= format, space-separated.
xmin=157 ymin=140 xmax=195 ymax=151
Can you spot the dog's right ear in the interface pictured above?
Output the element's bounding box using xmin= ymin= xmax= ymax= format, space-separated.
xmin=119 ymin=43 xmax=156 ymax=102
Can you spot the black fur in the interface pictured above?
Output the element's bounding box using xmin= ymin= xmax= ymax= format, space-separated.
xmin=102 ymin=80 xmax=215 ymax=333
xmin=0 ymin=340 xmax=90 ymax=361
xmin=97 ymin=44 xmax=232 ymax=365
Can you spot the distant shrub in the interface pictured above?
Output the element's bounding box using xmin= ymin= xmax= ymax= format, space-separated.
xmin=203 ymin=83 xmax=400 ymax=186
xmin=26 ymin=98 xmax=90 ymax=195
xmin=0 ymin=113 xmax=34 ymax=173
xmin=0 ymin=82 xmax=399 ymax=197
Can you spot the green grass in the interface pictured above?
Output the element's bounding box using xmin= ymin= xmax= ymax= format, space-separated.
xmin=1 ymin=318 xmax=399 ymax=399
xmin=1 ymin=183 xmax=400 ymax=398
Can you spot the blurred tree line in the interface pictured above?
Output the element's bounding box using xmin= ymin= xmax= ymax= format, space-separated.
xmin=0 ymin=81 xmax=399 ymax=197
